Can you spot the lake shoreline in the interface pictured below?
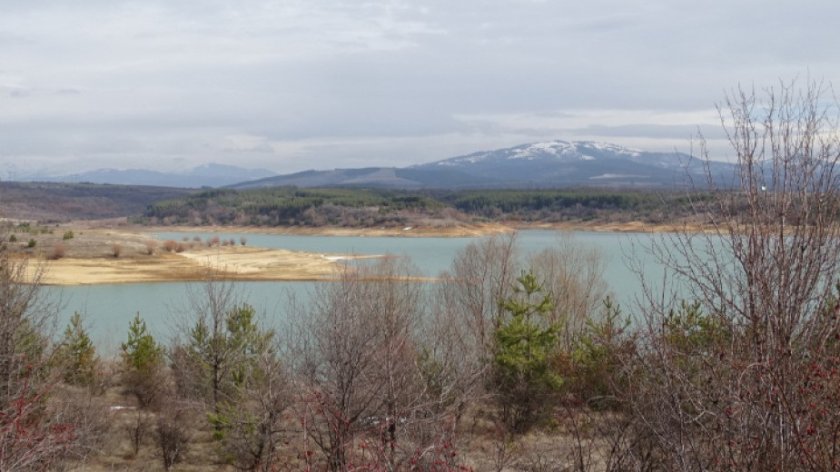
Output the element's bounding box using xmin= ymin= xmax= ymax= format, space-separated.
xmin=25 ymin=220 xmax=686 ymax=285
xmin=134 ymin=222 xmax=514 ymax=238
xmin=129 ymin=220 xmax=698 ymax=237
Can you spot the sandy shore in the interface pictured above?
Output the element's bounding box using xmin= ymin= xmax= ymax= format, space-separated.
xmin=35 ymin=246 xmax=345 ymax=285
xmin=135 ymin=222 xmax=514 ymax=238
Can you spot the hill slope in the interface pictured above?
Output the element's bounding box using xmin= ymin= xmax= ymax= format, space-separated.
xmin=0 ymin=182 xmax=194 ymax=221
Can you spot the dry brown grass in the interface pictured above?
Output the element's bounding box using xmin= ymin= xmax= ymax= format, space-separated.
xmin=67 ymin=384 xmax=616 ymax=472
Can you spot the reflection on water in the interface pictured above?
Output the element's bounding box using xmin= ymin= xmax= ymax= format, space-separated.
xmin=53 ymin=230 xmax=667 ymax=350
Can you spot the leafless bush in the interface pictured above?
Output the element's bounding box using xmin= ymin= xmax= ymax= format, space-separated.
xmin=144 ymin=240 xmax=157 ymax=255
xmin=111 ymin=243 xmax=122 ymax=258
xmin=155 ymin=400 xmax=193 ymax=471
xmin=123 ymin=367 xmax=168 ymax=410
xmin=557 ymin=406 xmax=656 ymax=472
xmin=240 ymin=236 xmax=247 ymax=246
xmin=49 ymin=242 xmax=66 ymax=260
xmin=48 ymin=386 xmax=111 ymax=466
xmin=0 ymin=374 xmax=75 ymax=471
xmin=162 ymin=240 xmax=178 ymax=252
xmin=125 ymin=411 xmax=152 ymax=458
xmin=168 ymin=344 xmax=207 ymax=403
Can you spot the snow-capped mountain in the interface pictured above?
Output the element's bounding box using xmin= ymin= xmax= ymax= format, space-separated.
xmin=431 ymin=141 xmax=645 ymax=166
xmin=232 ymin=140 xmax=731 ymax=190
xmin=410 ymin=140 xmax=717 ymax=187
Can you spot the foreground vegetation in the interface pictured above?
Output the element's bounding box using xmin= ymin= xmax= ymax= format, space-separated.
xmin=3 ymin=81 xmax=840 ymax=471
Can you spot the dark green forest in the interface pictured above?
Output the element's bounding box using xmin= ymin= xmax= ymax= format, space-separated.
xmin=140 ymin=187 xmax=702 ymax=227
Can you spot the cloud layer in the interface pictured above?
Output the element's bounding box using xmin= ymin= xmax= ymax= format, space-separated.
xmin=1 ymin=0 xmax=838 ymax=175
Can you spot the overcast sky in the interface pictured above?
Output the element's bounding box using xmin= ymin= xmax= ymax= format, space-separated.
xmin=1 ymin=0 xmax=838 ymax=175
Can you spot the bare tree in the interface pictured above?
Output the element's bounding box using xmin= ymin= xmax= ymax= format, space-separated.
xmin=630 ymin=79 xmax=840 ymax=470
xmin=291 ymin=258 xmax=463 ymax=471
xmin=528 ymin=234 xmax=608 ymax=349
xmin=434 ymin=233 xmax=519 ymax=382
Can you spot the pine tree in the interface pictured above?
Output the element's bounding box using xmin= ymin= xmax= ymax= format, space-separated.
xmin=492 ymin=271 xmax=562 ymax=433
xmin=121 ymin=313 xmax=165 ymax=408
xmin=182 ymin=303 xmax=274 ymax=436
xmin=56 ymin=312 xmax=98 ymax=387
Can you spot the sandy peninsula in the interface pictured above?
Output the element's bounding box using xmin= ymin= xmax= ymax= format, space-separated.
xmin=13 ymin=219 xmax=691 ymax=285
xmin=36 ymin=247 xmax=346 ymax=285
xmin=19 ymin=222 xmax=511 ymax=285
xmin=10 ymin=226 xmax=351 ymax=285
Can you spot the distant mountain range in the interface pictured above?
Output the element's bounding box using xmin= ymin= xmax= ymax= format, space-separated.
xmin=17 ymin=141 xmax=733 ymax=189
xmin=31 ymin=163 xmax=277 ymax=188
xmin=231 ymin=140 xmax=733 ymax=190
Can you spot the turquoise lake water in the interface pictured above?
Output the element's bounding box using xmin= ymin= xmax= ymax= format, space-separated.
xmin=50 ymin=230 xmax=667 ymax=350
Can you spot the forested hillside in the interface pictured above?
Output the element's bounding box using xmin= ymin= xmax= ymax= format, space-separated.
xmin=141 ymin=186 xmax=701 ymax=227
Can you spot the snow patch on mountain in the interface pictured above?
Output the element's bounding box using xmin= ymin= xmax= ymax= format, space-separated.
xmin=428 ymin=140 xmax=654 ymax=168
xmin=578 ymin=141 xmax=643 ymax=156
xmin=590 ymin=173 xmax=646 ymax=180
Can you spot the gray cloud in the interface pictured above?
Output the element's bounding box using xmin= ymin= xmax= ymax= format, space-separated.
xmin=0 ymin=0 xmax=838 ymax=174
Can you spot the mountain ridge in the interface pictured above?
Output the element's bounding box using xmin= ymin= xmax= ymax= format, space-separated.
xmin=26 ymin=163 xmax=277 ymax=188
xmin=232 ymin=140 xmax=729 ymax=190
xmin=13 ymin=141 xmax=731 ymax=189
